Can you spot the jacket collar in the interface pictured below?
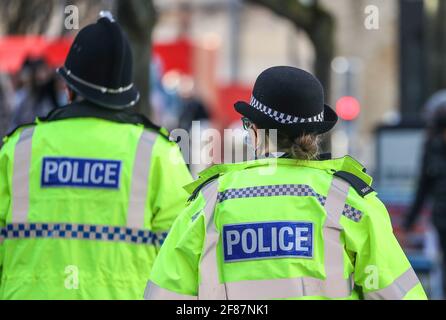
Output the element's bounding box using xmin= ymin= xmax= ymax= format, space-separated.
xmin=37 ymin=100 xmax=168 ymax=138
xmin=184 ymin=155 xmax=372 ymax=194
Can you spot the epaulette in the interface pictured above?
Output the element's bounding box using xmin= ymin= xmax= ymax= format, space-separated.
xmin=4 ymin=122 xmax=36 ymax=139
xmin=187 ymin=174 xmax=220 ymax=202
xmin=333 ymin=170 xmax=374 ymax=197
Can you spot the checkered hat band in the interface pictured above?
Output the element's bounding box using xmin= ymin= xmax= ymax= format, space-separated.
xmin=250 ymin=96 xmax=324 ymax=124
xmin=217 ymin=184 xmax=363 ymax=222
xmin=0 ymin=223 xmax=168 ymax=246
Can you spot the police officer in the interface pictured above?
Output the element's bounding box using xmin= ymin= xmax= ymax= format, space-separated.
xmin=145 ymin=66 xmax=427 ymax=300
xmin=404 ymin=101 xmax=446 ymax=297
xmin=0 ymin=14 xmax=192 ymax=299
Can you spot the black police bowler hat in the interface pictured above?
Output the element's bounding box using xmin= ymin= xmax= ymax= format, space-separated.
xmin=235 ymin=66 xmax=338 ymax=137
xmin=57 ymin=12 xmax=140 ymax=109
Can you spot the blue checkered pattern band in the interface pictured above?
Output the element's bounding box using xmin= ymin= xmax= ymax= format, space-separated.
xmin=250 ymin=96 xmax=324 ymax=124
xmin=0 ymin=223 xmax=168 ymax=246
xmin=342 ymin=204 xmax=363 ymax=223
xmin=217 ymin=184 xmax=363 ymax=222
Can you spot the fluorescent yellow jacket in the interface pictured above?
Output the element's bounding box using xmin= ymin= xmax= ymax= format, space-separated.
xmin=0 ymin=102 xmax=193 ymax=299
xmin=146 ymin=156 xmax=427 ymax=300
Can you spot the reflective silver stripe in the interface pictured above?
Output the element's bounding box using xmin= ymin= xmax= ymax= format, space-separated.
xmin=226 ymin=276 xmax=352 ymax=300
xmin=61 ymin=67 xmax=134 ymax=94
xmin=1 ymin=222 xmax=162 ymax=245
xmin=364 ymin=268 xmax=421 ymax=300
xmin=198 ymin=180 xmax=228 ymax=300
xmin=127 ymin=131 xmax=158 ymax=229
xmin=11 ymin=127 xmax=35 ymax=223
xmin=144 ymin=281 xmax=198 ymax=300
xmin=322 ymin=177 xmax=352 ymax=298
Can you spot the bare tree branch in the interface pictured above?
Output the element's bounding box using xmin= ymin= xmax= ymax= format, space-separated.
xmin=0 ymin=0 xmax=57 ymax=34
xmin=245 ymin=0 xmax=335 ymax=92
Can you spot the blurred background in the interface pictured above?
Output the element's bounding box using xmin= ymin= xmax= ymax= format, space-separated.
xmin=1 ymin=0 xmax=445 ymax=299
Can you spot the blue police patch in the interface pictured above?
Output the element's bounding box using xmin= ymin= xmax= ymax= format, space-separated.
xmin=41 ymin=157 xmax=121 ymax=189
xmin=223 ymin=221 xmax=313 ymax=262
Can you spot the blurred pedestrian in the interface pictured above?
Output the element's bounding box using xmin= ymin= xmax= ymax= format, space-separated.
xmin=0 ymin=13 xmax=192 ymax=299
xmin=0 ymin=73 xmax=14 ymax=146
xmin=145 ymin=66 xmax=427 ymax=300
xmin=404 ymin=96 xmax=446 ymax=297
xmin=10 ymin=58 xmax=58 ymax=130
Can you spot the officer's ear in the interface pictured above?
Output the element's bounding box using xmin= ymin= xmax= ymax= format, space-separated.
xmin=249 ymin=123 xmax=260 ymax=148
xmin=66 ymin=88 xmax=77 ymax=103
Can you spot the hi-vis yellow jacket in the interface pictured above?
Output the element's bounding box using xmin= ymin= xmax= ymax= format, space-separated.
xmin=146 ymin=156 xmax=427 ymax=300
xmin=0 ymin=102 xmax=193 ymax=299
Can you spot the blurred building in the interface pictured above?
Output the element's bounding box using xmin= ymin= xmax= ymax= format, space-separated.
xmin=323 ymin=0 xmax=398 ymax=169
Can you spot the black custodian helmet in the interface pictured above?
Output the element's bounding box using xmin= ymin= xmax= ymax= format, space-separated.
xmin=57 ymin=12 xmax=140 ymax=109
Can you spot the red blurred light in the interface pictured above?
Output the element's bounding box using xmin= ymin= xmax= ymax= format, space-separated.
xmin=335 ymin=96 xmax=361 ymax=121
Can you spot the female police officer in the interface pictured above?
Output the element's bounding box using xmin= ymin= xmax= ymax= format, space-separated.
xmin=145 ymin=66 xmax=427 ymax=300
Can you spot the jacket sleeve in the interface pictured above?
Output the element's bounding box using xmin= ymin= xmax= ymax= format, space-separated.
xmin=144 ymin=194 xmax=206 ymax=299
xmin=351 ymin=196 xmax=428 ymax=300
xmin=148 ymin=137 xmax=193 ymax=246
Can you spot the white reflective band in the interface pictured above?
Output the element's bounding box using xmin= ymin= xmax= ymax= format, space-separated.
xmin=127 ymin=131 xmax=158 ymax=229
xmin=144 ymin=281 xmax=198 ymax=300
xmin=198 ymin=180 xmax=228 ymax=300
xmin=364 ymin=267 xmax=421 ymax=300
xmin=11 ymin=127 xmax=35 ymax=223
xmin=322 ymin=177 xmax=351 ymax=298
xmin=225 ymin=275 xmax=353 ymax=300
xmin=62 ymin=67 xmax=134 ymax=94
